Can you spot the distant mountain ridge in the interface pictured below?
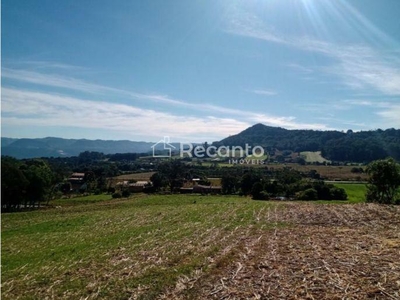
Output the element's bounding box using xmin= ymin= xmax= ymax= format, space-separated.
xmin=214 ymin=124 xmax=400 ymax=163
xmin=1 ymin=137 xmax=158 ymax=159
xmin=2 ymin=124 xmax=400 ymax=162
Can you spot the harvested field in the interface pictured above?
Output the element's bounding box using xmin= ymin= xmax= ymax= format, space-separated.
xmin=162 ymin=204 xmax=400 ymax=300
xmin=2 ymin=196 xmax=399 ymax=299
xmin=114 ymin=172 xmax=155 ymax=181
xmin=269 ymin=164 xmax=368 ymax=181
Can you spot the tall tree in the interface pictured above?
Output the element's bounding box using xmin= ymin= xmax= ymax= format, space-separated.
xmin=221 ymin=174 xmax=239 ymax=194
xmin=22 ymin=160 xmax=54 ymax=208
xmin=366 ymin=158 xmax=400 ymax=204
xmin=1 ymin=157 xmax=29 ymax=211
xmin=150 ymin=172 xmax=165 ymax=191
xmin=157 ymin=160 xmax=185 ymax=192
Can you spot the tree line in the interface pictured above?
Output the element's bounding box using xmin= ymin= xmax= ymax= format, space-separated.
xmin=148 ymin=158 xmax=400 ymax=203
xmin=149 ymin=160 xmax=347 ymax=201
xmin=2 ymin=152 xmax=399 ymax=212
xmin=2 ymin=157 xmax=54 ymax=211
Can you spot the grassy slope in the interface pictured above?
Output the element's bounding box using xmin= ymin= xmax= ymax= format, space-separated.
xmin=50 ymin=194 xmax=113 ymax=206
xmin=300 ymin=151 xmax=330 ymax=163
xmin=2 ymin=186 xmax=386 ymax=299
xmin=1 ymin=195 xmax=282 ymax=299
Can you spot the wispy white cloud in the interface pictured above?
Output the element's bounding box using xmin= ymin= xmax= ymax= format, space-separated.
xmin=342 ymin=99 xmax=392 ymax=108
xmin=2 ymin=68 xmax=329 ymax=133
xmin=342 ymin=99 xmax=400 ymax=128
xmin=226 ymin=9 xmax=400 ymax=96
xmin=4 ymin=60 xmax=89 ymax=71
xmin=2 ymin=86 xmax=331 ymax=142
xmin=225 ymin=11 xmax=287 ymax=45
xmin=376 ymin=105 xmax=400 ymax=128
xmin=1 ymin=68 xmax=116 ymax=94
xmin=1 ymin=87 xmax=250 ymax=141
xmin=251 ymin=89 xmax=277 ymax=96
xmin=297 ymin=102 xmax=351 ymax=114
xmin=317 ymin=44 xmax=400 ymax=95
xmin=316 ymin=117 xmax=370 ymax=129
xmin=296 ymin=97 xmax=400 ymax=129
xmin=285 ymin=63 xmax=314 ymax=74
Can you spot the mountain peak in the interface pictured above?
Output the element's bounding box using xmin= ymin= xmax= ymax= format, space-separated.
xmin=240 ymin=123 xmax=287 ymax=135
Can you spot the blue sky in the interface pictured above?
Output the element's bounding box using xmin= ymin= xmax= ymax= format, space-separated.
xmin=2 ymin=0 xmax=400 ymax=142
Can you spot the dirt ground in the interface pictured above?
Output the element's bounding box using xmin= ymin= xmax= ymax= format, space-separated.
xmin=162 ymin=203 xmax=400 ymax=300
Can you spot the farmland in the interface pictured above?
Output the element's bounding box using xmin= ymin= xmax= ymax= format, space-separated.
xmin=112 ymin=163 xmax=368 ymax=183
xmin=300 ymin=151 xmax=331 ymax=164
xmin=2 ymin=189 xmax=400 ymax=299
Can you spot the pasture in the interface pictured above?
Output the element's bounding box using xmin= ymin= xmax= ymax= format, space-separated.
xmin=2 ymin=191 xmax=399 ymax=299
xmin=335 ymin=183 xmax=367 ymax=203
xmin=300 ymin=151 xmax=331 ymax=164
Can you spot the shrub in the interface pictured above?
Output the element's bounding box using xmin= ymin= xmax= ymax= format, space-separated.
xmin=329 ymin=187 xmax=347 ymax=200
xmin=297 ymin=188 xmax=318 ymax=200
xmin=259 ymin=191 xmax=270 ymax=200
xmin=112 ymin=192 xmax=122 ymax=199
xmin=351 ymin=167 xmax=364 ymax=173
xmin=122 ymin=190 xmax=131 ymax=198
xmin=251 ymin=182 xmax=268 ymax=200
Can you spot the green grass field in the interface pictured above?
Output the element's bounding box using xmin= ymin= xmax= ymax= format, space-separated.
xmin=50 ymin=194 xmax=113 ymax=206
xmin=1 ymin=195 xmax=282 ymax=299
xmin=3 ymin=186 xmax=399 ymax=300
xmin=334 ymin=183 xmax=367 ymax=203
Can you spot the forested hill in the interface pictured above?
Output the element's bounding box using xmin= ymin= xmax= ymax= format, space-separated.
xmin=1 ymin=137 xmax=158 ymax=159
xmin=2 ymin=125 xmax=400 ymax=162
xmin=213 ymin=124 xmax=400 ymax=163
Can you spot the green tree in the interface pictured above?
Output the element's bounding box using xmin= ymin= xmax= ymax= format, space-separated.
xmin=157 ymin=160 xmax=185 ymax=192
xmin=366 ymin=158 xmax=400 ymax=204
xmin=297 ymin=188 xmax=318 ymax=201
xmin=276 ymin=168 xmax=302 ymax=185
xmin=221 ymin=174 xmax=239 ymax=194
xmin=251 ymin=181 xmax=268 ymax=200
xmin=150 ymin=172 xmax=165 ymax=191
xmin=329 ymin=186 xmax=347 ymax=200
xmin=22 ymin=160 xmax=54 ymax=208
xmin=240 ymin=172 xmax=262 ymax=196
xmin=1 ymin=157 xmax=29 ymax=211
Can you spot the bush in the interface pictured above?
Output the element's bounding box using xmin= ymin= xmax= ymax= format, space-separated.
xmin=112 ymin=192 xmax=122 ymax=199
xmin=351 ymin=167 xmax=364 ymax=173
xmin=121 ymin=190 xmax=131 ymax=198
xmin=297 ymin=188 xmax=318 ymax=200
xmin=296 ymin=157 xmax=306 ymax=165
xmin=329 ymin=187 xmax=347 ymax=200
xmin=143 ymin=186 xmax=156 ymax=193
xmin=259 ymin=191 xmax=270 ymax=200
xmin=198 ymin=178 xmax=211 ymax=186
xmin=301 ymin=181 xmax=348 ymax=200
xmin=221 ymin=174 xmax=239 ymax=194
xmin=251 ymin=182 xmax=269 ymax=200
